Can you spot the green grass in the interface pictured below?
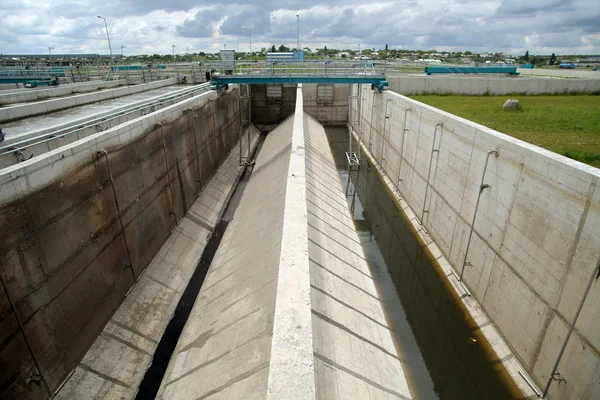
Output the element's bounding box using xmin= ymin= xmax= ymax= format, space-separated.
xmin=410 ymin=95 xmax=600 ymax=168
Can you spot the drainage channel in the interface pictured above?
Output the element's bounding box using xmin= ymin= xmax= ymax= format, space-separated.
xmin=134 ymin=133 xmax=266 ymax=399
xmin=325 ymin=125 xmax=512 ymax=399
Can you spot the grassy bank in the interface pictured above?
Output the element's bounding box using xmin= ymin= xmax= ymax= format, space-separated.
xmin=410 ymin=95 xmax=600 ymax=168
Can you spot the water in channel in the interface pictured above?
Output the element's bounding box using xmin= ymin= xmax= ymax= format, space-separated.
xmin=325 ymin=126 xmax=440 ymax=400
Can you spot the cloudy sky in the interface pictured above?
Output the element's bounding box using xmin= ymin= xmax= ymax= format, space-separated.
xmin=0 ymin=0 xmax=599 ymax=56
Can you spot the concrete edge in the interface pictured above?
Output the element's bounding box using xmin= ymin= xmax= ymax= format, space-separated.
xmin=1 ymin=82 xmax=210 ymax=149
xmin=267 ymin=84 xmax=317 ymax=400
xmin=351 ymin=125 xmax=541 ymax=399
xmin=386 ymin=90 xmax=600 ymax=178
xmin=0 ymin=88 xmax=222 ymax=204
xmin=0 ymin=78 xmax=177 ymax=123
xmin=0 ymin=80 xmax=126 ymax=106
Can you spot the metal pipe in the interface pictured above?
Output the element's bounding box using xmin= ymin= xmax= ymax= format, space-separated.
xmin=396 ymin=107 xmax=411 ymax=189
xmin=357 ymin=85 xmax=363 ymax=159
xmin=368 ymin=91 xmax=376 ymax=151
xmin=156 ymin=123 xmax=178 ymax=225
xmin=421 ymin=122 xmax=443 ymax=222
xmin=98 ymin=149 xmax=136 ymax=282
xmin=247 ymin=85 xmax=252 ymax=161
xmin=381 ymin=98 xmax=392 ymax=162
xmin=0 ymin=83 xmax=211 ymax=157
xmin=459 ymin=149 xmax=498 ymax=281
xmin=542 ymin=259 xmax=600 ymax=398
xmin=237 ymin=86 xmax=243 ymax=165
xmin=0 ymin=274 xmax=52 ymax=397
xmin=185 ymin=109 xmax=203 ymax=191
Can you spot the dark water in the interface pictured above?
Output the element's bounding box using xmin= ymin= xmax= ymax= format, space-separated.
xmin=325 ymin=126 xmax=513 ymax=400
xmin=135 ymin=135 xmax=264 ymax=399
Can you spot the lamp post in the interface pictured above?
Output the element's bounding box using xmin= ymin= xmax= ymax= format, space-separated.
xmin=48 ymin=47 xmax=54 ymax=65
xmin=296 ymin=14 xmax=300 ymax=61
xmin=120 ymin=45 xmax=125 ymax=57
xmin=96 ymin=16 xmax=113 ymax=58
xmin=172 ymin=44 xmax=176 ymax=58
xmin=241 ymin=27 xmax=251 ymax=72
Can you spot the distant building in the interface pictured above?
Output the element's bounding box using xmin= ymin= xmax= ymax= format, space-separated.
xmin=266 ymin=51 xmax=304 ymax=63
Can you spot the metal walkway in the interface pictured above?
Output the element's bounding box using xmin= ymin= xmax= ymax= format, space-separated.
xmin=209 ymin=61 xmax=389 ymax=92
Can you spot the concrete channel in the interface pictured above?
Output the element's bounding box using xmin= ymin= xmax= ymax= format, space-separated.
xmin=0 ymin=80 xmax=598 ymax=400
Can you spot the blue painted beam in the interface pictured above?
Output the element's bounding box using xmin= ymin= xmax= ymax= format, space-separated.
xmin=212 ymin=74 xmax=389 ymax=92
xmin=424 ymin=66 xmax=519 ymax=75
xmin=213 ymin=75 xmax=385 ymax=85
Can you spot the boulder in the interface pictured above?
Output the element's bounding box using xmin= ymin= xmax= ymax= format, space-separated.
xmin=502 ymin=99 xmax=520 ymax=110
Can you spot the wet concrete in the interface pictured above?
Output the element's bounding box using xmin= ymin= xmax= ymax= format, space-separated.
xmin=325 ymin=126 xmax=513 ymax=399
xmin=1 ymin=85 xmax=184 ymax=139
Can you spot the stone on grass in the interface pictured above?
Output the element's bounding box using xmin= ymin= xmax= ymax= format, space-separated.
xmin=502 ymin=99 xmax=520 ymax=110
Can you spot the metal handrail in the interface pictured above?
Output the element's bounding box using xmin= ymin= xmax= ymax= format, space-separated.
xmin=0 ymin=83 xmax=210 ymax=158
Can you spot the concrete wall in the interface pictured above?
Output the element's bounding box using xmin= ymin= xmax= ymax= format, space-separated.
xmin=351 ymin=84 xmax=600 ymax=399
xmin=0 ymin=78 xmax=178 ymax=123
xmin=0 ymin=80 xmax=126 ymax=106
xmin=518 ymin=68 xmax=600 ymax=79
xmin=0 ymin=83 xmax=211 ymax=170
xmin=0 ymin=88 xmax=247 ymax=399
xmin=302 ymin=84 xmax=349 ymax=125
xmin=387 ymin=74 xmax=600 ymax=95
xmin=251 ymin=84 xmax=297 ymax=126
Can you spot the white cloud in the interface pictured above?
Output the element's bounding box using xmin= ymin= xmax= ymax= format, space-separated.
xmin=0 ymin=0 xmax=598 ymax=55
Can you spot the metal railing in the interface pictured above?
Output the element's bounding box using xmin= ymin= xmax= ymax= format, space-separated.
xmin=0 ymin=83 xmax=211 ymax=164
xmin=214 ymin=60 xmax=384 ymax=77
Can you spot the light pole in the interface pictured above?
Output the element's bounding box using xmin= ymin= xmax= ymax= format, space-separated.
xmin=47 ymin=46 xmax=55 ymax=66
xmin=241 ymin=27 xmax=251 ymax=72
xmin=96 ymin=16 xmax=113 ymax=58
xmin=296 ymin=14 xmax=300 ymax=61
xmin=120 ymin=45 xmax=125 ymax=57
xmin=172 ymin=44 xmax=176 ymax=58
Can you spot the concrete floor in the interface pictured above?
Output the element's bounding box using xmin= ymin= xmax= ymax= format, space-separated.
xmin=55 ymin=128 xmax=261 ymax=400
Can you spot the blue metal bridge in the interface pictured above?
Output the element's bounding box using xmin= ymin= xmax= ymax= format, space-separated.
xmin=208 ymin=61 xmax=389 ymax=92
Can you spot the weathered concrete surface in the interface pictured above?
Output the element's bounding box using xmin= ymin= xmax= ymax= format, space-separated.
xmin=0 ymin=87 xmax=247 ymax=399
xmin=54 ymin=126 xmax=261 ymax=400
xmin=267 ymin=85 xmax=315 ymax=400
xmin=305 ymin=115 xmax=412 ymax=399
xmin=0 ymin=80 xmax=126 ymax=106
xmin=0 ymin=84 xmax=211 ymax=170
xmin=352 ymin=84 xmax=600 ymax=399
xmin=251 ymin=84 xmax=297 ymax=126
xmin=302 ymin=84 xmax=349 ymax=125
xmin=351 ymin=135 xmax=520 ymax=399
xmin=387 ymin=74 xmax=600 ymax=95
xmin=158 ymin=86 xmax=411 ymax=399
xmin=157 ymin=113 xmax=294 ymax=400
xmin=0 ymin=78 xmax=178 ymax=123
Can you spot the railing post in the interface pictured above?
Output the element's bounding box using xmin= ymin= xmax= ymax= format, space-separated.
xmin=458 ymin=149 xmax=499 ymax=281
xmin=542 ymin=259 xmax=600 ymax=398
xmin=421 ymin=123 xmax=443 ymax=223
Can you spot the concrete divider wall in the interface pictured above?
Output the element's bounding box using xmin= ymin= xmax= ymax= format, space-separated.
xmin=0 ymin=83 xmax=211 ymax=170
xmin=352 ymin=84 xmax=600 ymax=400
xmin=0 ymin=80 xmax=126 ymax=106
xmin=0 ymin=78 xmax=178 ymax=123
xmin=518 ymin=68 xmax=600 ymax=79
xmin=0 ymin=87 xmax=247 ymax=398
xmin=387 ymin=75 xmax=600 ymax=95
xmin=302 ymin=84 xmax=349 ymax=125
